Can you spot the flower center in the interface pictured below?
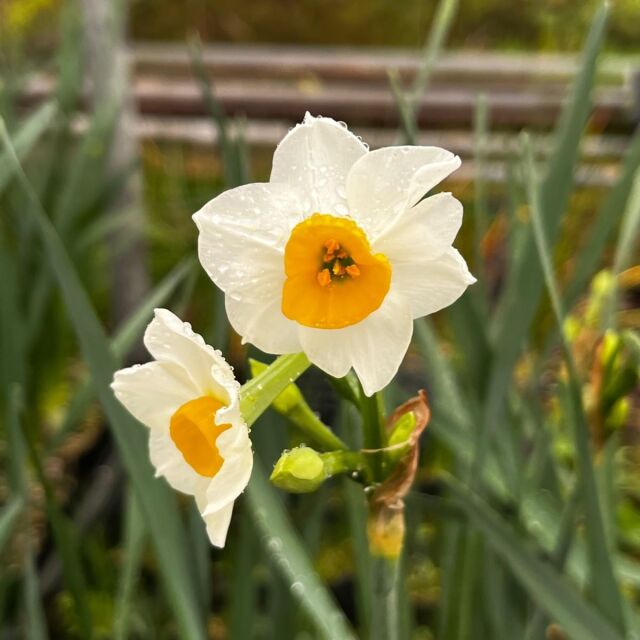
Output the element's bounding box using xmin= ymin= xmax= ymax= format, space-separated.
xmin=282 ymin=213 xmax=391 ymax=329
xmin=169 ymin=396 xmax=231 ymax=477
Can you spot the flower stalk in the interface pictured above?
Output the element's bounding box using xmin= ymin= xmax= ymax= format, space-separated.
xmin=364 ymin=391 xmax=431 ymax=640
xmin=371 ymin=555 xmax=400 ymax=640
xmin=240 ymin=353 xmax=311 ymax=427
xmin=250 ymin=359 xmax=347 ymax=451
xmin=360 ymin=390 xmax=386 ymax=481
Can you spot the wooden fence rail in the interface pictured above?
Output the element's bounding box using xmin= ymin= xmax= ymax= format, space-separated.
xmin=20 ymin=43 xmax=640 ymax=185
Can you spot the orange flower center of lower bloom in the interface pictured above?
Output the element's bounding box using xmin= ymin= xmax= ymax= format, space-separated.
xmin=282 ymin=213 xmax=391 ymax=329
xmin=170 ymin=396 xmax=232 ymax=477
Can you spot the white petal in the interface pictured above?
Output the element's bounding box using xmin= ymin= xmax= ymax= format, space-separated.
xmin=225 ymin=295 xmax=301 ymax=354
xmin=298 ymin=291 xmax=413 ymax=396
xmin=194 ymin=493 xmax=234 ymax=548
xmin=202 ymin=428 xmax=253 ymax=516
xmin=392 ymin=247 xmax=476 ymax=319
xmin=373 ymin=192 xmax=463 ymax=262
xmin=348 ymin=292 xmax=413 ymax=396
xmin=193 ymin=182 xmax=302 ymax=303
xmin=297 ymin=327 xmax=353 ymax=380
xmin=346 ymin=146 xmax=461 ymax=239
xmin=111 ymin=361 xmax=198 ymax=431
xmin=148 ymin=428 xmax=207 ymax=496
xmin=144 ymin=309 xmax=238 ymax=400
xmin=270 ymin=113 xmax=368 ymax=215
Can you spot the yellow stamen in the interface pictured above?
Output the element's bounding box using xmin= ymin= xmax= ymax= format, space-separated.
xmin=317 ymin=268 xmax=331 ymax=287
xmin=324 ymin=239 xmax=339 ymax=255
xmin=170 ymin=396 xmax=231 ymax=477
xmin=282 ymin=213 xmax=392 ymax=329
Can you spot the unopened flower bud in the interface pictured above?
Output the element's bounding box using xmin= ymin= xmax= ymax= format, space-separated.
xmin=271 ymin=446 xmax=326 ymax=493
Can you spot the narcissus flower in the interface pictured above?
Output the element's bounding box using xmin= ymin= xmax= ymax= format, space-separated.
xmin=111 ymin=309 xmax=252 ymax=547
xmin=194 ymin=114 xmax=475 ymax=395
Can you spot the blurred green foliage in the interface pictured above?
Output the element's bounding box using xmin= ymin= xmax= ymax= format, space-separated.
xmin=1 ymin=0 xmax=640 ymax=639
xmin=3 ymin=0 xmax=640 ymax=52
xmin=128 ymin=0 xmax=640 ymax=51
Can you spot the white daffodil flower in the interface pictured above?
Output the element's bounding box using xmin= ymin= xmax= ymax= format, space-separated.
xmin=111 ymin=309 xmax=252 ymax=547
xmin=194 ymin=113 xmax=475 ymax=396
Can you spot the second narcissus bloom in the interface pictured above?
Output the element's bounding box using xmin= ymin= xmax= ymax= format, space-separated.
xmin=111 ymin=309 xmax=252 ymax=547
xmin=194 ymin=113 xmax=475 ymax=395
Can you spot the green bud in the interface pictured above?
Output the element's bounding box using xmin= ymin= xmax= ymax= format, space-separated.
xmin=270 ymin=446 xmax=326 ymax=493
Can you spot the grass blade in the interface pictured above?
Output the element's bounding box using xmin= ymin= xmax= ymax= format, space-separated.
xmin=487 ymin=5 xmax=610 ymax=468
xmin=228 ymin=509 xmax=258 ymax=640
xmin=22 ymin=417 xmax=93 ymax=639
xmin=51 ymin=257 xmax=194 ymax=449
xmin=394 ymin=0 xmax=459 ymax=144
xmin=444 ymin=479 xmax=624 ymax=640
xmin=113 ymin=490 xmax=146 ymax=640
xmin=5 ymin=384 xmax=49 ymax=639
xmin=523 ymin=133 xmax=626 ymax=632
xmin=612 ymin=170 xmax=640 ymax=275
xmin=0 ymin=497 xmax=24 ymax=554
xmin=564 ymin=131 xmax=640 ymax=310
xmin=246 ymin=459 xmax=356 ymax=640
xmin=0 ymin=102 xmax=57 ymax=195
xmin=23 ymin=541 xmax=49 ymax=640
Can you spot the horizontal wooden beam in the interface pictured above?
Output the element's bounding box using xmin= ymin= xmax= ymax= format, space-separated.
xmin=23 ymin=75 xmax=633 ymax=131
xmin=132 ymin=43 xmax=637 ymax=88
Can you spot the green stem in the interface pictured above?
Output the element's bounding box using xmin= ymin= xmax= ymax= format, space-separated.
xmin=370 ymin=555 xmax=400 ymax=640
xmin=240 ymin=353 xmax=311 ymax=427
xmin=322 ymin=450 xmax=367 ymax=479
xmin=289 ymin=403 xmax=348 ymax=452
xmin=360 ymin=391 xmax=386 ymax=481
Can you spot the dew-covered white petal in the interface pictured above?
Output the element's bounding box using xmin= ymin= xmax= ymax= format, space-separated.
xmin=202 ymin=428 xmax=253 ymax=516
xmin=226 ymin=296 xmax=301 ymax=354
xmin=111 ymin=361 xmax=199 ymax=431
xmin=194 ymin=183 xmax=303 ymax=304
xmin=144 ymin=309 xmax=237 ymax=400
xmin=346 ymin=146 xmax=461 ymax=238
xmin=373 ymin=192 xmax=463 ymax=262
xmin=298 ymin=292 xmax=413 ymax=396
xmin=270 ymin=113 xmax=368 ymax=215
xmin=391 ymin=247 xmax=476 ymax=319
xmin=195 ymin=494 xmax=234 ymax=548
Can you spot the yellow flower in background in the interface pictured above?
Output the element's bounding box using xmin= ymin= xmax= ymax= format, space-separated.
xmin=112 ymin=309 xmax=252 ymax=547
xmin=194 ymin=114 xmax=475 ymax=396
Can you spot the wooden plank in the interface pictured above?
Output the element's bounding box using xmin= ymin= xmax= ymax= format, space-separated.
xmin=132 ymin=43 xmax=637 ymax=88
xmin=23 ymin=75 xmax=632 ymax=130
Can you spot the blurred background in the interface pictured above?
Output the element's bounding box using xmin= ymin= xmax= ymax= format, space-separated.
xmin=1 ymin=1 xmax=640 ymax=639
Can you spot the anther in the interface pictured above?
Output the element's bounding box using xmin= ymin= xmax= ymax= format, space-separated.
xmin=317 ymin=268 xmax=331 ymax=287
xmin=346 ymin=264 xmax=361 ymax=278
